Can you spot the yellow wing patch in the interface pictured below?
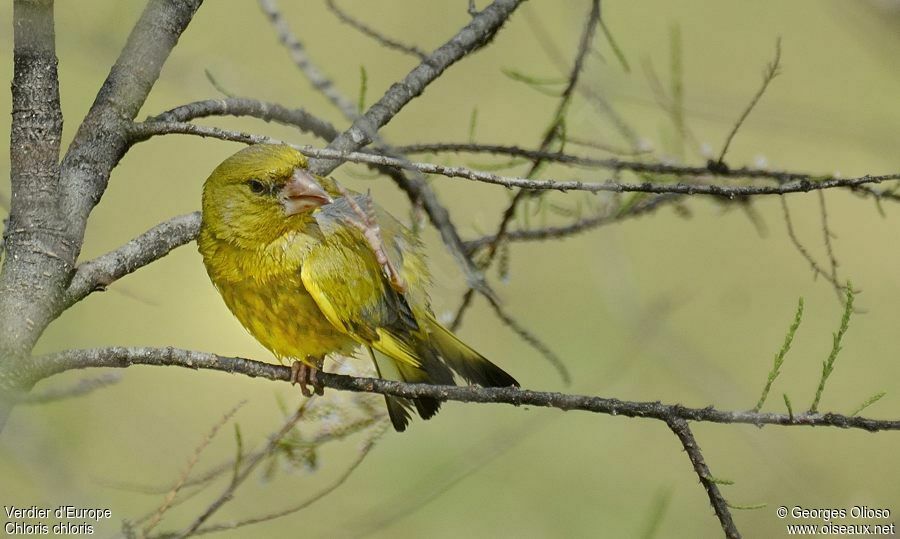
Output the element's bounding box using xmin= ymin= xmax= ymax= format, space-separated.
xmin=373 ymin=329 xmax=421 ymax=368
xmin=300 ymin=260 xmax=421 ymax=368
xmin=300 ymin=263 xmax=348 ymax=333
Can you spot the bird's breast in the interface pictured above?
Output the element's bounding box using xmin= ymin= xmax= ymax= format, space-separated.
xmin=199 ymin=229 xmax=356 ymax=361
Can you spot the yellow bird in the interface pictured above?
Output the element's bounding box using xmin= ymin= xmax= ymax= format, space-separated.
xmin=198 ymin=144 xmax=518 ymax=431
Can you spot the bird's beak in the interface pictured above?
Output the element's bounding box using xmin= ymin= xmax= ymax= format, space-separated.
xmin=280 ymin=168 xmax=333 ymax=216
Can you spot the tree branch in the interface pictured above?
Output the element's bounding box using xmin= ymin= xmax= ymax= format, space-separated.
xmin=176 ymin=400 xmax=310 ymax=538
xmin=126 ymin=124 xmax=900 ymax=198
xmin=147 ymin=97 xmax=339 ymax=142
xmin=324 ymin=0 xmax=428 ymax=60
xmin=258 ymin=0 xmax=360 ymax=121
xmin=258 ymin=0 xmax=518 ymax=300
xmin=59 ymin=0 xmax=204 ymax=253
xmin=452 ymin=0 xmax=600 ymax=327
xmin=63 ymin=212 xmax=201 ymax=308
xmin=462 ymin=194 xmax=680 ymax=253
xmin=0 ymin=0 xmax=66 ymax=429
xmin=307 ymin=0 xmax=523 ymax=176
xmin=27 ymin=347 xmax=900 ymax=432
xmin=667 ymin=418 xmax=741 ymax=538
xmin=398 ymin=142 xmax=900 ymax=193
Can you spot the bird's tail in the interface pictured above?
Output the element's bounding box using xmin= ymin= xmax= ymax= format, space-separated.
xmin=423 ymin=315 xmax=519 ymax=388
xmin=368 ymin=318 xmax=517 ymax=432
xmin=368 ymin=346 xmax=448 ymax=432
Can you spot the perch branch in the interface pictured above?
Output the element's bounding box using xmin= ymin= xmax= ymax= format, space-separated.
xmin=27 ymin=347 xmax=900 ymax=433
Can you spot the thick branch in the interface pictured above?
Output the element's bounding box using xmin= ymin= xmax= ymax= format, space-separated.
xmin=59 ymin=0 xmax=203 ymax=253
xmin=63 ymin=212 xmax=201 ymax=307
xmin=667 ymin=418 xmax=740 ymax=538
xmin=28 ymin=347 xmax=900 ymax=432
xmin=0 ymin=0 xmax=66 ymax=362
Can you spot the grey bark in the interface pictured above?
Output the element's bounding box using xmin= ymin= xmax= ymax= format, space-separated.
xmin=0 ymin=0 xmax=204 ymax=431
xmin=0 ymin=0 xmax=65 ymax=429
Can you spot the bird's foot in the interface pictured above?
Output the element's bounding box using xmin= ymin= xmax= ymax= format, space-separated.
xmin=290 ymin=360 xmax=325 ymax=397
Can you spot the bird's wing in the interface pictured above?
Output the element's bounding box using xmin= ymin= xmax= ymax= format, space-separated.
xmin=300 ymin=225 xmax=423 ymax=368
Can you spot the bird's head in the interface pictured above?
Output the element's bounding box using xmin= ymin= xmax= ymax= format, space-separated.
xmin=201 ymin=144 xmax=335 ymax=247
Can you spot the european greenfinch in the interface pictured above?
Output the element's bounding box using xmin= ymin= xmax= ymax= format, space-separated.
xmin=198 ymin=144 xmax=518 ymax=431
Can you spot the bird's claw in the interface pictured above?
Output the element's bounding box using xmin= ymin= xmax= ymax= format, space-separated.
xmin=290 ymin=360 xmax=325 ymax=397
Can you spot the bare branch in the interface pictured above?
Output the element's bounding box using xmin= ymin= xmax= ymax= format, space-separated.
xmin=148 ymin=98 xmax=340 ymax=142
xmin=17 ymin=373 xmax=121 ymax=405
xmin=779 ymin=197 xmax=852 ymax=301
xmin=452 ymin=0 xmax=599 ymax=328
xmin=462 ymin=194 xmax=679 ymax=253
xmin=483 ymin=295 xmax=570 ymax=385
xmin=126 ymin=125 xmax=900 ymax=198
xmin=325 ymin=0 xmax=428 ymax=60
xmin=142 ymin=401 xmax=245 ymax=537
xmin=0 ymin=0 xmax=66 ymax=360
xmin=64 ymin=212 xmax=201 ymax=308
xmin=817 ymin=191 xmax=841 ymax=289
xmin=192 ymin=426 xmax=383 ymax=535
xmin=715 ymin=38 xmax=782 ymax=167
xmin=176 ymin=400 xmax=311 ymax=538
xmin=258 ymin=0 xmax=358 ymax=120
xmin=59 ymin=0 xmax=204 ymax=246
xmin=308 ymin=0 xmax=524 ymax=176
xmin=397 ymin=142 xmax=900 ymax=189
xmin=666 ymin=418 xmax=741 ymax=539
xmin=28 ymin=347 xmax=900 ymax=432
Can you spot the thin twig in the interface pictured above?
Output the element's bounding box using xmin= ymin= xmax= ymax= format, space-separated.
xmin=484 ymin=295 xmax=571 ymax=385
xmin=307 ymin=0 xmax=524 ymax=176
xmin=471 ymin=0 xmax=601 ymax=287
xmin=193 ymin=423 xmax=386 ymax=535
xmin=175 ymin=401 xmax=312 ymax=538
xmin=142 ymin=401 xmax=246 ymax=537
xmin=715 ymin=38 xmax=782 ymax=166
xmin=666 ymin=418 xmax=741 ymax=538
xmin=258 ymin=0 xmax=358 ymax=120
xmin=325 ymin=0 xmax=427 ymax=60
xmin=128 ymin=123 xmax=900 ymax=198
xmin=463 ymin=194 xmax=679 ymax=253
xmin=779 ymin=197 xmax=850 ymax=301
xmin=817 ymin=190 xmax=840 ymax=288
xmin=29 ymin=347 xmax=900 ymax=432
xmin=16 ymin=373 xmax=121 ymax=404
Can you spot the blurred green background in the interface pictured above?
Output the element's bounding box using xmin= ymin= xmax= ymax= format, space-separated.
xmin=1 ymin=1 xmax=899 ymax=537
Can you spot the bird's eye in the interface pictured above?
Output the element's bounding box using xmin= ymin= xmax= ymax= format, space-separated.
xmin=247 ymin=179 xmax=266 ymax=194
